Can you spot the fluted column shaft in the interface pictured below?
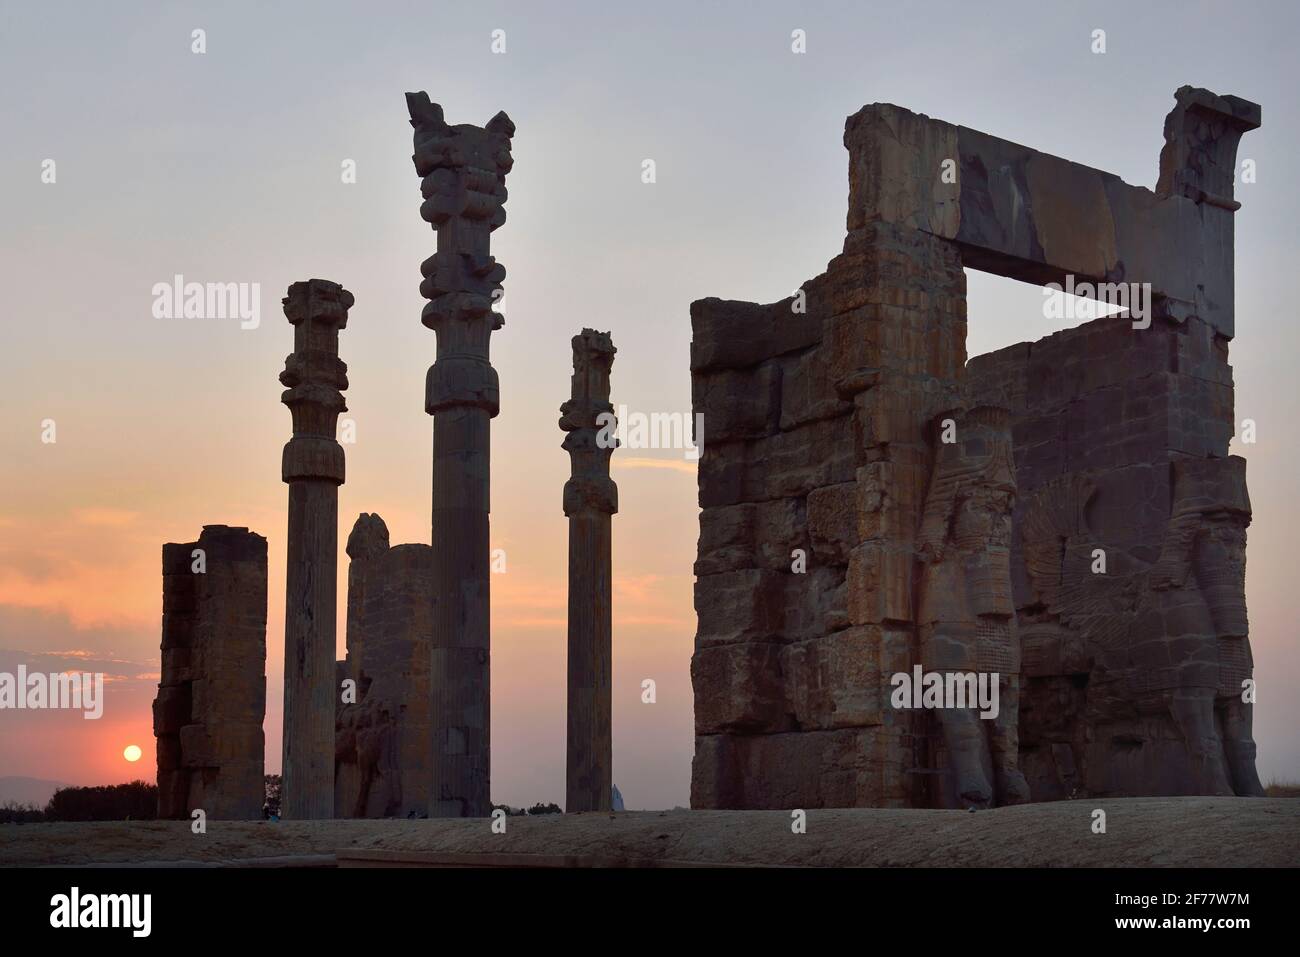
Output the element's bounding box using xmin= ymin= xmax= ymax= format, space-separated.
xmin=407 ymin=92 xmax=514 ymax=817
xmin=561 ymin=329 xmax=617 ymax=813
xmin=280 ymin=279 xmax=351 ymax=820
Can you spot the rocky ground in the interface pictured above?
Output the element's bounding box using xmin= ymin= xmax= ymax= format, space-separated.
xmin=1 ymin=797 xmax=1295 ymax=867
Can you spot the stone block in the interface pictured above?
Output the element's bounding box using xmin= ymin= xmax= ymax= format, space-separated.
xmin=846 ymin=542 xmax=913 ymax=625
xmin=781 ymin=627 xmax=883 ymax=730
xmin=694 ymin=363 xmax=781 ymax=442
xmin=694 ymin=569 xmax=786 ymax=646
xmin=807 ymin=482 xmax=858 ymax=564
xmin=691 ymin=641 xmax=788 ymax=734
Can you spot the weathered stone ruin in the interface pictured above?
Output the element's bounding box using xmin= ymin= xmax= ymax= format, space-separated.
xmin=407 ymin=92 xmax=514 ymax=817
xmin=280 ymin=278 xmax=352 ymax=819
xmin=154 ymin=525 xmax=267 ymax=820
xmin=690 ymin=86 xmax=1262 ymax=809
xmin=156 ymin=97 xmax=521 ymax=823
xmin=334 ymin=514 xmax=433 ymax=818
xmin=143 ymin=82 xmax=1262 ymax=824
xmin=561 ymin=329 xmax=618 ymax=813
xmin=967 ymin=323 xmax=1262 ymax=800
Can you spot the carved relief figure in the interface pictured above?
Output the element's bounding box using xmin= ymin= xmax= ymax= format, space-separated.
xmin=915 ymin=406 xmax=1029 ymax=807
xmin=1016 ymin=456 xmax=1262 ymax=798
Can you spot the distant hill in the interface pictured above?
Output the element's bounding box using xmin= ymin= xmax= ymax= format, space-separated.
xmin=0 ymin=776 xmax=73 ymax=808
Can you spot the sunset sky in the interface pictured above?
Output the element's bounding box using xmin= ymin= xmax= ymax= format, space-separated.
xmin=2 ymin=1 xmax=1297 ymax=807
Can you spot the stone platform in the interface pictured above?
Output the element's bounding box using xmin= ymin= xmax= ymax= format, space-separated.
xmin=2 ymin=799 xmax=1295 ymax=867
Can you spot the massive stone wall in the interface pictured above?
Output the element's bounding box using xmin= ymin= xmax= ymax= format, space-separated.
xmin=334 ymin=513 xmax=433 ymax=818
xmin=967 ymin=314 xmax=1262 ymax=799
xmin=690 ymin=220 xmax=970 ymax=809
xmin=154 ymin=525 xmax=267 ymax=820
xmin=691 ymin=86 xmax=1262 ymax=809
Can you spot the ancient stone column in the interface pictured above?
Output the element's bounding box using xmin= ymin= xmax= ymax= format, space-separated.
xmin=560 ymin=329 xmax=618 ymax=813
xmin=280 ymin=278 xmax=352 ymax=819
xmin=406 ymin=92 xmax=514 ymax=817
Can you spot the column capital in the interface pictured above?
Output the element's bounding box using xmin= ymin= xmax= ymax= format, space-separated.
xmin=407 ymin=92 xmax=513 ymax=418
xmin=280 ymin=279 xmax=351 ymax=485
xmin=561 ymin=328 xmax=618 ymax=516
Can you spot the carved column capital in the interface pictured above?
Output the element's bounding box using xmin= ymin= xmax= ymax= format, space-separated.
xmin=561 ymin=328 xmax=618 ymax=516
xmin=280 ymin=279 xmax=352 ymax=485
xmin=407 ymin=92 xmax=513 ymax=418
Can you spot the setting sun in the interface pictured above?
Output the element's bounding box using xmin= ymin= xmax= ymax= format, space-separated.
xmin=123 ymin=745 xmax=142 ymax=763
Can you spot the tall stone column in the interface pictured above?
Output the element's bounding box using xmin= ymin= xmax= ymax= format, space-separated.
xmin=560 ymin=330 xmax=618 ymax=813
xmin=280 ymin=278 xmax=352 ymax=819
xmin=406 ymin=92 xmax=514 ymax=817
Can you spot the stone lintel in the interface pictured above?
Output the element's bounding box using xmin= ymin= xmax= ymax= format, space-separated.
xmin=844 ymin=87 xmax=1259 ymax=338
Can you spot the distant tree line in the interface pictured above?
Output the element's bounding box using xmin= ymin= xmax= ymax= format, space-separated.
xmin=3 ymin=778 xmax=569 ymax=823
xmin=491 ymin=801 xmax=563 ymax=817
xmin=0 ymin=780 xmax=157 ymax=823
xmin=0 ymin=802 xmax=46 ymax=824
xmin=1 ymin=776 xmax=285 ymax=823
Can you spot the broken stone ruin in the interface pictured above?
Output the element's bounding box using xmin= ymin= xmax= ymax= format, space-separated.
xmin=154 ymin=525 xmax=267 ymax=820
xmin=153 ymin=85 xmax=1263 ymax=820
xmin=689 ymin=85 xmax=1263 ymax=810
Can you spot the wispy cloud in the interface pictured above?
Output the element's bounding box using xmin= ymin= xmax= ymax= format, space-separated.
xmin=495 ymin=580 xmax=567 ymax=611
xmin=613 ymin=614 xmax=693 ymax=628
xmin=613 ymin=457 xmax=697 ymax=474
xmin=10 ymin=648 xmax=145 ymax=667
xmin=614 ymin=574 xmax=663 ymax=603
xmin=497 ymin=616 xmax=566 ymax=629
xmin=73 ymin=508 xmax=139 ymax=528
